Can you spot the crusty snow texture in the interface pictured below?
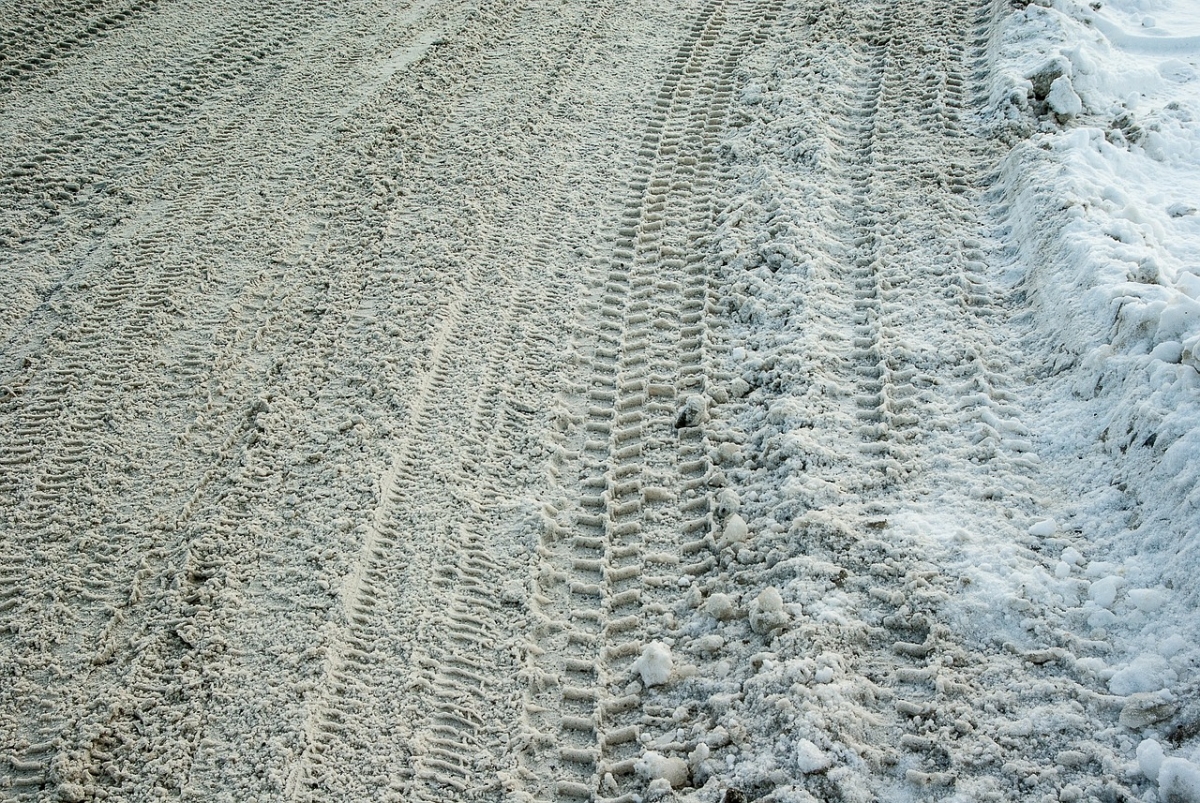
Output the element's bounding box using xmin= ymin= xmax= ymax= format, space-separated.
xmin=1 ymin=0 xmax=1198 ymax=801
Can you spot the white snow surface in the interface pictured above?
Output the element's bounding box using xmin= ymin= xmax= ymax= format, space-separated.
xmin=1 ymin=0 xmax=1198 ymax=801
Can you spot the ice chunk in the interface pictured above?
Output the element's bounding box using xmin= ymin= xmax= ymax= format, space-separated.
xmin=1122 ymin=693 xmax=1178 ymax=729
xmin=633 ymin=641 xmax=673 ymax=687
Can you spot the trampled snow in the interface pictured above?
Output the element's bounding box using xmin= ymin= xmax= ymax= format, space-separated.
xmin=0 ymin=0 xmax=1197 ymax=800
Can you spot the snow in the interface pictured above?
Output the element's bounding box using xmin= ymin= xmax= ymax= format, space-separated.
xmin=1161 ymin=757 xmax=1200 ymax=803
xmin=1 ymin=0 xmax=1199 ymax=799
xmin=1049 ymin=75 xmax=1085 ymax=118
xmin=720 ymin=512 xmax=750 ymax=547
xmin=1109 ymin=653 xmax=1176 ymax=695
xmin=1089 ymin=574 xmax=1124 ymax=608
xmin=1140 ymin=737 xmax=1168 ymax=781
xmin=793 ymin=739 xmax=832 ymax=775
xmin=635 ymin=751 xmax=690 ymax=788
xmin=632 ymin=641 xmax=674 ymax=687
xmin=1028 ymin=517 xmax=1059 ymax=537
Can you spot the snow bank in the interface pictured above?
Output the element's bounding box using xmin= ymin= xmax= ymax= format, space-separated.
xmin=989 ymin=0 xmax=1200 ymax=593
xmin=988 ymin=0 xmax=1200 ymax=789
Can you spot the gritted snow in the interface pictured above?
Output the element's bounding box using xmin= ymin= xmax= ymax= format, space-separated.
xmin=1 ymin=0 xmax=1198 ymax=801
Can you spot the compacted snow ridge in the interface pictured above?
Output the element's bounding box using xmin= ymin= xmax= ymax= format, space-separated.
xmin=1 ymin=0 xmax=1198 ymax=801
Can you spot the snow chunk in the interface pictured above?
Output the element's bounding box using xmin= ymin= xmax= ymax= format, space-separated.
xmin=1048 ymin=75 xmax=1084 ymax=118
xmin=1028 ymin=518 xmax=1058 ymax=537
xmin=633 ymin=641 xmax=673 ymax=687
xmin=1089 ymin=576 xmax=1123 ymax=608
xmin=500 ymin=580 xmax=527 ymax=604
xmin=635 ymin=751 xmax=689 ymax=788
xmin=1160 ymin=757 xmax=1200 ymax=803
xmin=714 ymin=488 xmax=741 ymax=518
xmin=1139 ymin=739 xmax=1166 ymax=781
xmin=57 ymin=784 xmax=86 ymax=803
xmin=1109 ymin=653 xmax=1176 ymax=696
xmin=691 ymin=634 xmax=724 ymax=653
xmin=721 ymin=513 xmax=749 ymax=546
xmin=675 ymin=394 xmax=707 ymax=429
xmin=704 ymin=593 xmax=738 ymax=621
xmin=1150 ymin=340 xmax=1184 ymax=363
xmin=795 ymin=739 xmax=831 ymax=774
xmin=1129 ymin=587 xmax=1168 ymax=613
xmin=749 ymin=586 xmax=789 ymax=635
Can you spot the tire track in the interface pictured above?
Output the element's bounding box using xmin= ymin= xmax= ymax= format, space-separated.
xmin=0 ymin=2 xmax=490 ymax=799
xmin=752 ymin=0 xmax=1016 ymax=787
xmin=523 ymin=1 xmax=781 ymax=799
xmin=61 ymin=3 xmax=527 ymax=796
xmin=0 ymin=0 xmax=331 ymax=307
xmin=278 ymin=2 xmax=697 ymax=799
xmin=0 ymin=0 xmax=163 ymax=97
xmin=688 ymin=0 xmax=1094 ymax=797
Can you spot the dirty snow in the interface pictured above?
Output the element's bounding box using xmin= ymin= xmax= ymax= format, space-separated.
xmin=1 ymin=0 xmax=1198 ymax=801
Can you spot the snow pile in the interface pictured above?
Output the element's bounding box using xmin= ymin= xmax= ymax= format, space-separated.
xmin=987 ymin=0 xmax=1200 ymax=597
xmin=985 ymin=0 xmax=1200 ymax=792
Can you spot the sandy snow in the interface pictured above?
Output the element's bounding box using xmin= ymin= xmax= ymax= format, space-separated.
xmin=1 ymin=0 xmax=1198 ymax=801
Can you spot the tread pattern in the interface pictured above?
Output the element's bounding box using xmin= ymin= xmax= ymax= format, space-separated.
xmin=678 ymin=0 xmax=1131 ymax=799
xmin=0 ymin=0 xmax=163 ymax=97
xmin=0 ymin=1 xmax=500 ymax=799
xmin=521 ymin=1 xmax=782 ymax=799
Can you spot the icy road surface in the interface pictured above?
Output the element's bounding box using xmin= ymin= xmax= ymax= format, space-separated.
xmin=2 ymin=0 xmax=1199 ymax=801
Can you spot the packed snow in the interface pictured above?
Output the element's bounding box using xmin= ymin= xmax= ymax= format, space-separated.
xmin=0 ymin=0 xmax=1198 ymax=801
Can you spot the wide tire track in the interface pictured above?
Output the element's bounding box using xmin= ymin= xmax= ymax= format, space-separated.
xmin=276 ymin=2 xmax=705 ymax=800
xmin=689 ymin=0 xmax=1131 ymax=799
xmin=522 ymin=1 xmax=781 ymax=800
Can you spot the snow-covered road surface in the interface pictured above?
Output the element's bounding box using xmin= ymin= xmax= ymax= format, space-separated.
xmin=2 ymin=0 xmax=1198 ymax=801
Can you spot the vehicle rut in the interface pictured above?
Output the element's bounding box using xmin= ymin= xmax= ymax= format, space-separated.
xmin=521 ymin=1 xmax=782 ymax=800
